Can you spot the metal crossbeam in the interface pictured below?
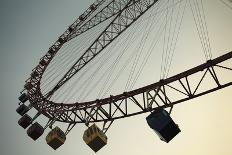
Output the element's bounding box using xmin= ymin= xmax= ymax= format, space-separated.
xmin=68 ymin=0 xmax=131 ymax=40
xmin=33 ymin=51 xmax=232 ymax=123
xmin=46 ymin=0 xmax=160 ymax=98
xmin=24 ymin=0 xmax=232 ymax=127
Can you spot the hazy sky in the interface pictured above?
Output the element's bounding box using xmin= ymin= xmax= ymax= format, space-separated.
xmin=0 ymin=0 xmax=232 ymax=155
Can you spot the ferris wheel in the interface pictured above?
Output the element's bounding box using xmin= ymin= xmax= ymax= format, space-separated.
xmin=16 ymin=0 xmax=232 ymax=152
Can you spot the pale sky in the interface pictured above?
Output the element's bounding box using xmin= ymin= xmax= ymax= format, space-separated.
xmin=0 ymin=0 xmax=232 ymax=155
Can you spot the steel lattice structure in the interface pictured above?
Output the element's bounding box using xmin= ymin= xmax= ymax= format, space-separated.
xmin=21 ymin=0 xmax=232 ymax=134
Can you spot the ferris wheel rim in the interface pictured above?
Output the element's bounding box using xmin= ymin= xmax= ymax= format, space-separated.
xmin=23 ymin=0 xmax=232 ymax=123
xmin=27 ymin=51 xmax=232 ymax=112
xmin=26 ymin=0 xmax=157 ymax=111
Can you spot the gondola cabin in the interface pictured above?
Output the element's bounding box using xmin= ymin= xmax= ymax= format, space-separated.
xmin=48 ymin=48 xmax=56 ymax=55
xmin=27 ymin=122 xmax=44 ymax=141
xmin=46 ymin=126 xmax=66 ymax=150
xmin=146 ymin=109 xmax=180 ymax=143
xmin=18 ymin=114 xmax=32 ymax=129
xmin=68 ymin=26 xmax=74 ymax=33
xmin=18 ymin=93 xmax=28 ymax=103
xmin=16 ymin=104 xmax=29 ymax=116
xmin=31 ymin=70 xmax=39 ymax=78
xmin=39 ymin=59 xmax=48 ymax=66
xmin=90 ymin=4 xmax=96 ymax=11
xmin=79 ymin=15 xmax=84 ymax=21
xmin=58 ymin=37 xmax=65 ymax=44
xmin=83 ymin=124 xmax=107 ymax=152
xmin=24 ymin=82 xmax=33 ymax=90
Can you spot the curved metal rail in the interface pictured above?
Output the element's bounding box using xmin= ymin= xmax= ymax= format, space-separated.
xmin=24 ymin=0 xmax=232 ymax=124
xmin=27 ymin=51 xmax=232 ymax=123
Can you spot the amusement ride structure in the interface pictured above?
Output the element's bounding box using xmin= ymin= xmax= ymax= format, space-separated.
xmin=16 ymin=0 xmax=232 ymax=152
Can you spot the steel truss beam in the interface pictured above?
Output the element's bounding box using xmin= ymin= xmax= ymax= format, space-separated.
xmin=48 ymin=0 xmax=107 ymax=46
xmin=24 ymin=0 xmax=232 ymax=126
xmin=46 ymin=0 xmax=160 ymax=97
xmin=21 ymin=0 xmax=232 ymax=135
xmin=69 ymin=0 xmax=107 ymax=29
xmin=25 ymin=0 xmax=107 ymax=86
xmin=68 ymin=0 xmax=132 ymax=41
xmin=26 ymin=0 xmax=161 ymax=115
xmin=67 ymin=51 xmax=232 ymax=123
xmin=28 ymin=51 xmax=232 ymax=123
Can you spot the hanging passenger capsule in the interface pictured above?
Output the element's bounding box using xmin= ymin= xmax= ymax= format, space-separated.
xmin=16 ymin=104 xmax=29 ymax=116
xmin=46 ymin=126 xmax=66 ymax=150
xmin=24 ymin=82 xmax=33 ymax=90
xmin=58 ymin=37 xmax=66 ymax=44
xmin=79 ymin=15 xmax=84 ymax=21
xmin=27 ymin=122 xmax=44 ymax=141
xmin=18 ymin=93 xmax=28 ymax=103
xmin=48 ymin=48 xmax=56 ymax=55
xmin=90 ymin=4 xmax=96 ymax=11
xmin=39 ymin=59 xmax=48 ymax=66
xmin=83 ymin=124 xmax=107 ymax=152
xmin=18 ymin=114 xmax=32 ymax=129
xmin=31 ymin=70 xmax=39 ymax=78
xmin=68 ymin=26 xmax=74 ymax=33
xmin=146 ymin=109 xmax=180 ymax=143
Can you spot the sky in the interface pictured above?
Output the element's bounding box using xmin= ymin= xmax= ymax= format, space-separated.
xmin=0 ymin=0 xmax=232 ymax=155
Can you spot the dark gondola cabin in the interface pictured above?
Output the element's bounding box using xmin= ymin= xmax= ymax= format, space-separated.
xmin=31 ymin=70 xmax=39 ymax=78
xmin=46 ymin=126 xmax=66 ymax=150
xmin=27 ymin=122 xmax=44 ymax=141
xmin=79 ymin=15 xmax=84 ymax=21
xmin=48 ymin=48 xmax=56 ymax=55
xmin=18 ymin=114 xmax=32 ymax=129
xmin=146 ymin=109 xmax=180 ymax=143
xmin=18 ymin=93 xmax=28 ymax=103
xmin=68 ymin=26 xmax=74 ymax=33
xmin=90 ymin=4 xmax=95 ymax=11
xmin=58 ymin=37 xmax=65 ymax=44
xmin=16 ymin=104 xmax=29 ymax=116
xmin=24 ymin=82 xmax=33 ymax=90
xmin=39 ymin=59 xmax=48 ymax=66
xmin=83 ymin=124 xmax=107 ymax=152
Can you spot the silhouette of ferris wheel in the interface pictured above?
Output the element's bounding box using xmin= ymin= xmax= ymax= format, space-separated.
xmin=16 ymin=0 xmax=232 ymax=152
